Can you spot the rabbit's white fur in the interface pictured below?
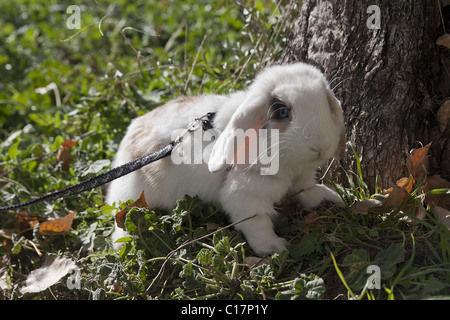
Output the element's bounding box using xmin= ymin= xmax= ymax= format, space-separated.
xmin=107 ymin=62 xmax=345 ymax=255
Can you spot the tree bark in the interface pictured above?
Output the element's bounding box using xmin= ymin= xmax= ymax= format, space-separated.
xmin=279 ymin=0 xmax=449 ymax=189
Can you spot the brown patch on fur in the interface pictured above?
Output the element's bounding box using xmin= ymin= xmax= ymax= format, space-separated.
xmin=122 ymin=113 xmax=165 ymax=160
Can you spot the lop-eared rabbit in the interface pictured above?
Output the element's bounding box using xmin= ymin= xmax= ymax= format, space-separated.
xmin=107 ymin=63 xmax=345 ymax=255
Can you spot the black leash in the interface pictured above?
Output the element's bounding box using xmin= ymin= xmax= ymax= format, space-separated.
xmin=0 ymin=112 xmax=216 ymax=211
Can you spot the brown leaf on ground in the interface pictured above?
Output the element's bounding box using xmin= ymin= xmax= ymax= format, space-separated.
xmin=431 ymin=206 xmax=450 ymax=230
xmin=303 ymin=212 xmax=322 ymax=224
xmin=355 ymin=142 xmax=449 ymax=227
xmin=381 ymin=187 xmax=393 ymax=195
xmin=0 ymin=212 xmax=46 ymax=254
xmin=396 ymin=175 xmax=415 ymax=193
xmin=370 ymin=186 xmax=412 ymax=214
xmin=115 ymin=191 xmax=149 ymax=230
xmin=436 ymin=33 xmax=450 ymax=49
xmin=21 ymin=255 xmax=76 ymax=294
xmin=437 ymin=100 xmax=450 ymax=136
xmin=406 ymin=142 xmax=431 ymax=181
xmin=352 ymin=199 xmax=383 ymax=215
xmin=302 ymin=212 xmax=327 ymax=234
xmin=353 ymin=186 xmax=411 ymax=216
xmin=39 ymin=212 xmax=76 ymax=236
xmin=15 ymin=211 xmax=45 ymax=233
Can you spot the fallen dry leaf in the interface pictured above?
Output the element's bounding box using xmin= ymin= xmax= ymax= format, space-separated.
xmin=436 ymin=33 xmax=450 ymax=49
xmin=353 ymin=186 xmax=411 ymax=216
xmin=15 ymin=211 xmax=44 ymax=232
xmin=371 ymin=186 xmax=412 ymax=214
xmin=352 ymin=199 xmax=383 ymax=215
xmin=21 ymin=255 xmax=76 ymax=294
xmin=396 ymin=175 xmax=415 ymax=193
xmin=301 ymin=212 xmax=327 ymax=234
xmin=39 ymin=212 xmax=76 ymax=236
xmin=431 ymin=206 xmax=450 ymax=230
xmin=355 ymin=142 xmax=449 ymax=229
xmin=437 ymin=100 xmax=450 ymax=136
xmin=303 ymin=212 xmax=322 ymax=224
xmin=406 ymin=142 xmax=431 ymax=181
xmin=381 ymin=187 xmax=393 ymax=195
xmin=382 ymin=143 xmax=432 ymax=196
xmin=115 ymin=191 xmax=150 ymax=230
xmin=1 ymin=212 xmax=45 ymax=254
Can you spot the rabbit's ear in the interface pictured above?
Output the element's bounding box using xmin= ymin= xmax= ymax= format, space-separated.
xmin=326 ymin=89 xmax=346 ymax=159
xmin=208 ymin=94 xmax=267 ymax=173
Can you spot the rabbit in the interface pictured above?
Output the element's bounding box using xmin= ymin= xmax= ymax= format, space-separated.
xmin=106 ymin=62 xmax=346 ymax=256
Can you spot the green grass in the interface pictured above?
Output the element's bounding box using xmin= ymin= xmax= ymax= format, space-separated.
xmin=1 ymin=0 xmax=449 ymax=300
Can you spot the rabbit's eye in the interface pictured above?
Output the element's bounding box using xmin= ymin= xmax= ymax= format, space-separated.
xmin=271 ymin=100 xmax=290 ymax=120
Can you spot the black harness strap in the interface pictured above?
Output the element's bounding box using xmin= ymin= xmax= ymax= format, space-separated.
xmin=0 ymin=143 xmax=174 ymax=211
xmin=0 ymin=112 xmax=216 ymax=211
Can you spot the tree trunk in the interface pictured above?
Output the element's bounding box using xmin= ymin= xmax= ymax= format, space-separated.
xmin=279 ymin=0 xmax=449 ymax=190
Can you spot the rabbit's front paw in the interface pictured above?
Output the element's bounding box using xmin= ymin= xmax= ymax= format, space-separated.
xmin=248 ymin=235 xmax=287 ymax=256
xmin=298 ymin=184 xmax=344 ymax=209
xmin=233 ymin=214 xmax=286 ymax=256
